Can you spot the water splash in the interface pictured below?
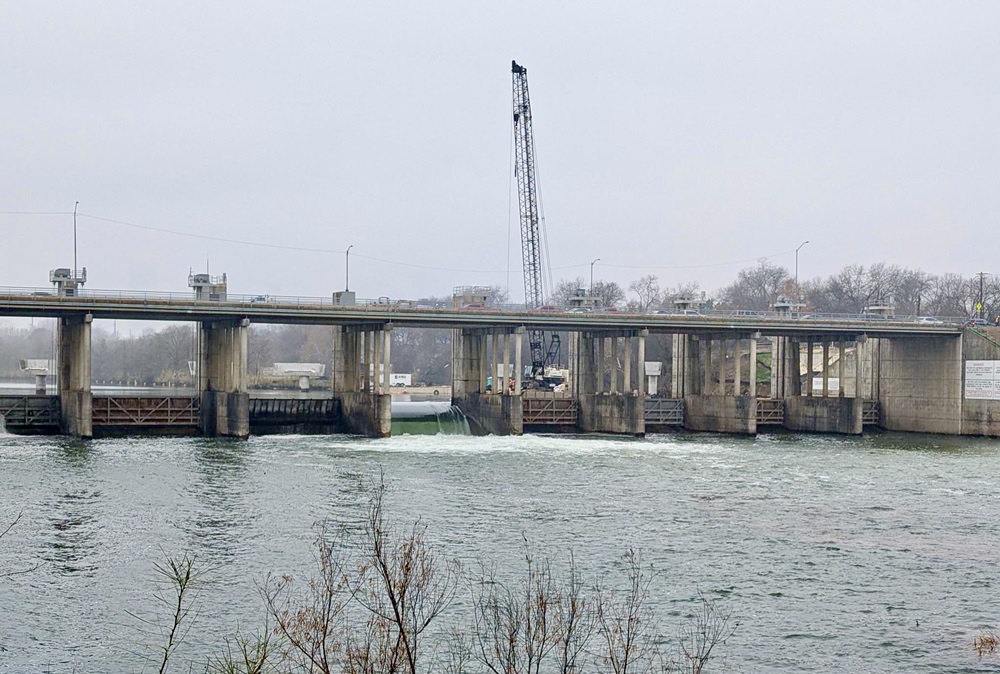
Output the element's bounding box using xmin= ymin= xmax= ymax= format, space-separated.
xmin=391 ymin=401 xmax=470 ymax=435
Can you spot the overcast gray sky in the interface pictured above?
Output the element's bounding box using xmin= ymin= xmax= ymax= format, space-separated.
xmin=3 ymin=1 xmax=999 ymax=305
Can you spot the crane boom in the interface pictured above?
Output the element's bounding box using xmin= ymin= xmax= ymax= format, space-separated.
xmin=511 ymin=60 xmax=559 ymax=379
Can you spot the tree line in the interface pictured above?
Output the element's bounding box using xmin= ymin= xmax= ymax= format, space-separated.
xmin=551 ymin=262 xmax=1000 ymax=318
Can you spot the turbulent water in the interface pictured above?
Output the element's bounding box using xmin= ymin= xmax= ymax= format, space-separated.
xmin=1 ymin=429 xmax=999 ymax=672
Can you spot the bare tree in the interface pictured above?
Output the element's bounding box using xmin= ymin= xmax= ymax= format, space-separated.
xmin=716 ymin=260 xmax=789 ymax=311
xmin=592 ymin=281 xmax=626 ymax=309
xmin=628 ymin=275 xmax=662 ymax=313
xmin=260 ymin=526 xmax=353 ymax=673
xmin=594 ymin=549 xmax=663 ymax=674
xmin=676 ymin=592 xmax=737 ymax=674
xmin=352 ymin=472 xmax=461 ymax=674
xmin=472 ymin=543 xmax=596 ymax=674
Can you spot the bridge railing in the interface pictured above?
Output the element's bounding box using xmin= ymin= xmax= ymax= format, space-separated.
xmin=0 ymin=286 xmax=980 ymax=325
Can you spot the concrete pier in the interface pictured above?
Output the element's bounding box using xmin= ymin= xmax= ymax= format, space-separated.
xmin=451 ymin=327 xmax=523 ymax=435
xmin=683 ymin=334 xmax=757 ymax=434
xmin=575 ymin=330 xmax=645 ymax=435
xmin=781 ymin=337 xmax=863 ymax=435
xmin=198 ymin=318 xmax=250 ymax=438
xmin=57 ymin=313 xmax=93 ymax=438
xmin=332 ymin=325 xmax=392 ymax=437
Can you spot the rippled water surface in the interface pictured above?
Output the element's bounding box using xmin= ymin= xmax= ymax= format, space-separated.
xmin=1 ymin=429 xmax=999 ymax=672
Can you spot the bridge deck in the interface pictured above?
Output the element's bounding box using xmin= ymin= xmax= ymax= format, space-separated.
xmin=0 ymin=289 xmax=965 ymax=337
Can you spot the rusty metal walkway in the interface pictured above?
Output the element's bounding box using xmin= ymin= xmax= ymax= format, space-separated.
xmin=92 ymin=396 xmax=200 ymax=427
xmin=644 ymin=398 xmax=684 ymax=426
xmin=0 ymin=395 xmax=60 ymax=432
xmin=523 ymin=394 xmax=578 ymax=426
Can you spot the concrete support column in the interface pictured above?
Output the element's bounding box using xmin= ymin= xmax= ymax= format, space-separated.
xmin=514 ymin=327 xmax=523 ymax=394
xmin=383 ymin=328 xmax=392 ymax=393
xmin=670 ymin=334 xmax=685 ymax=398
xmin=822 ymin=341 xmax=830 ymax=398
xmin=199 ymin=318 xmax=250 ymax=438
xmin=637 ymin=329 xmax=647 ymax=396
xmin=373 ymin=328 xmax=383 ymax=394
xmin=597 ymin=336 xmax=606 ymax=393
xmin=806 ymin=339 xmax=814 ymax=397
xmin=362 ymin=331 xmax=371 ymax=392
xmin=502 ymin=332 xmax=510 ymax=395
xmin=718 ymin=339 xmax=726 ymax=395
xmin=734 ymin=338 xmax=742 ymax=396
xmin=838 ymin=340 xmax=845 ymax=398
xmin=609 ymin=337 xmax=619 ymax=394
xmin=57 ymin=313 xmax=93 ymax=438
xmin=748 ymin=333 xmax=758 ymax=399
xmin=623 ymin=336 xmax=632 ymax=394
xmin=855 ymin=339 xmax=863 ymax=400
xmin=703 ymin=339 xmax=713 ymax=395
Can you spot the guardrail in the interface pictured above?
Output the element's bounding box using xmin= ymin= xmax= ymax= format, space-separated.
xmin=0 ymin=285 xmax=983 ymax=325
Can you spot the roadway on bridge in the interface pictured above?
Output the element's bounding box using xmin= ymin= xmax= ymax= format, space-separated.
xmin=0 ymin=287 xmax=964 ymax=338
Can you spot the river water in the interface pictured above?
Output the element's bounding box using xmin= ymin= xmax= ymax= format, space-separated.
xmin=1 ymin=429 xmax=999 ymax=673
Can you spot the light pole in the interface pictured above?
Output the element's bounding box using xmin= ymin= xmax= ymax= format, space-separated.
xmin=73 ymin=201 xmax=79 ymax=275
xmin=590 ymin=258 xmax=600 ymax=294
xmin=345 ymin=245 xmax=353 ymax=291
xmin=795 ymin=240 xmax=809 ymax=296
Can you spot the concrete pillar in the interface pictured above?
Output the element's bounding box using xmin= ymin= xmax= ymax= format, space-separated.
xmin=838 ymin=340 xmax=845 ymax=398
xmin=822 ymin=341 xmax=830 ymax=398
xmin=597 ymin=337 xmax=606 ymax=393
xmin=734 ymin=338 xmax=742 ymax=396
xmin=718 ymin=339 xmax=726 ymax=395
xmin=382 ymin=327 xmax=392 ymax=393
xmin=199 ymin=318 xmax=250 ymax=438
xmin=57 ymin=313 xmax=93 ymax=438
xmin=623 ymin=336 xmax=631 ymax=393
xmin=670 ymin=334 xmax=685 ymax=398
xmin=609 ymin=337 xmax=619 ymax=394
xmin=748 ymin=333 xmax=758 ymax=399
xmin=855 ymin=339 xmax=863 ymax=400
xmin=514 ymin=327 xmax=523 ymax=394
xmin=371 ymin=330 xmax=379 ymax=392
xmin=703 ymin=339 xmax=712 ymax=394
xmin=806 ymin=339 xmax=813 ymax=397
xmin=637 ymin=329 xmax=647 ymax=396
xmin=502 ymin=332 xmax=510 ymax=395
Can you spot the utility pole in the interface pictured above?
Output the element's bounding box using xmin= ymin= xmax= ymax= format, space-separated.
xmin=978 ymin=271 xmax=987 ymax=318
xmin=73 ymin=201 xmax=79 ymax=274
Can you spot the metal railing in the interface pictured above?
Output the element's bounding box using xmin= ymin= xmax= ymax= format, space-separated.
xmin=756 ymin=399 xmax=785 ymax=425
xmin=644 ymin=398 xmax=684 ymax=425
xmin=862 ymin=400 xmax=880 ymax=425
xmin=92 ymin=396 xmax=199 ymax=426
xmin=522 ymin=395 xmax=578 ymax=425
xmin=0 ymin=395 xmax=60 ymax=428
xmin=0 ymin=285 xmax=984 ymax=325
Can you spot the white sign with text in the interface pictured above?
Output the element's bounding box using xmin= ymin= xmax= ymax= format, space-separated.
xmin=965 ymin=360 xmax=1000 ymax=400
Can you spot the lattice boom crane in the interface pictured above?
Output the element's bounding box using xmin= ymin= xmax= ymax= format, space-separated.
xmin=511 ymin=60 xmax=559 ymax=379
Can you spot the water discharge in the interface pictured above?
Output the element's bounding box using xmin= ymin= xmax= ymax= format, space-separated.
xmin=390 ymin=400 xmax=470 ymax=435
xmin=0 ymin=430 xmax=998 ymax=672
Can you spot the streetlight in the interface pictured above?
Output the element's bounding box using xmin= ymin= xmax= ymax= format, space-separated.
xmin=345 ymin=245 xmax=353 ymax=291
xmin=795 ymin=241 xmax=809 ymax=295
xmin=73 ymin=201 xmax=79 ymax=275
xmin=590 ymin=258 xmax=600 ymax=294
